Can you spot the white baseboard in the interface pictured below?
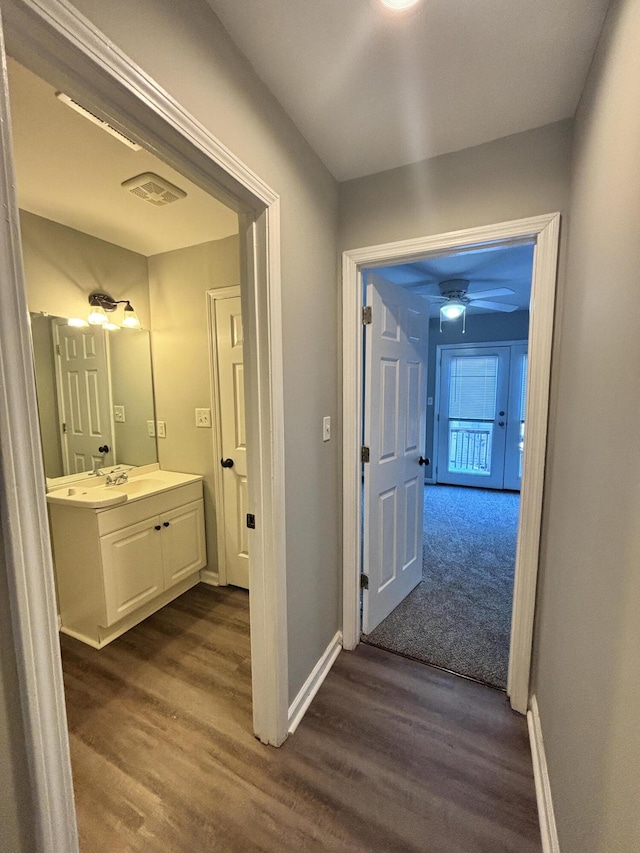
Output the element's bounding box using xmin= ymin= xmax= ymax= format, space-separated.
xmin=528 ymin=695 xmax=560 ymax=853
xmin=199 ymin=569 xmax=219 ymax=586
xmin=288 ymin=630 xmax=342 ymax=735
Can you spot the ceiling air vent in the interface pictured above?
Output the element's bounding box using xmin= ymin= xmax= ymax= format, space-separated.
xmin=121 ymin=172 xmax=187 ymax=207
xmin=55 ymin=92 xmax=142 ymax=151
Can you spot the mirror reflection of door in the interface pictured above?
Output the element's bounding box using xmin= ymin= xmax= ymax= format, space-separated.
xmin=436 ymin=342 xmax=528 ymax=490
xmin=53 ymin=319 xmax=114 ymax=474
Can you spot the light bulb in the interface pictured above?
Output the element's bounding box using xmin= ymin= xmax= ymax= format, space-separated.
xmin=121 ymin=303 xmax=140 ymax=329
xmin=381 ymin=0 xmax=421 ymax=9
xmin=88 ymin=306 xmax=107 ymax=325
xmin=104 ymin=322 xmax=120 ymax=331
xmin=440 ymin=300 xmax=466 ymax=321
xmin=67 ymin=317 xmax=88 ymax=327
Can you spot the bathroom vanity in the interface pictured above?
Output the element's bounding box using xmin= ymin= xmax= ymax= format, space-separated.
xmin=47 ymin=468 xmax=206 ymax=648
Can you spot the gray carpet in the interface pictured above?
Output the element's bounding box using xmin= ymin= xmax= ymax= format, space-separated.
xmin=363 ymin=484 xmax=519 ymax=689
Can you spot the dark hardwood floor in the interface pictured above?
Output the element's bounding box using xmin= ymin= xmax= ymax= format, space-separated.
xmin=60 ymin=584 xmax=541 ymax=852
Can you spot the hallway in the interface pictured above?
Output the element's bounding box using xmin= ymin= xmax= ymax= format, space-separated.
xmin=61 ymin=584 xmax=540 ymax=852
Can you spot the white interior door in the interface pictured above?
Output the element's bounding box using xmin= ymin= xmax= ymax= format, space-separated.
xmin=363 ymin=273 xmax=429 ymax=634
xmin=213 ymin=290 xmax=249 ymax=589
xmin=53 ymin=320 xmax=114 ymax=474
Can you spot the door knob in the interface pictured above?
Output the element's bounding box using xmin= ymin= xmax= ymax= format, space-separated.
xmin=499 ymin=421 xmax=505 ymax=427
xmin=221 ymin=458 xmax=234 ymax=468
xmin=98 ymin=445 xmax=110 ymax=454
xmin=418 ymin=456 xmax=430 ymax=466
xmin=163 ymin=521 xmax=170 ymax=527
xmin=499 ymin=411 xmax=505 ymax=417
xmin=154 ymin=525 xmax=161 ymax=531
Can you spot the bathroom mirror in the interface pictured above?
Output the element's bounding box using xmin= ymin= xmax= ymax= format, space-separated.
xmin=30 ymin=312 xmax=158 ymax=487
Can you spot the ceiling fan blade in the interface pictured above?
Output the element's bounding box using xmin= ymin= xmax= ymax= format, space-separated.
xmin=470 ymin=300 xmax=518 ymax=312
xmin=467 ymin=287 xmax=515 ymax=300
xmin=419 ymin=293 xmax=446 ymax=301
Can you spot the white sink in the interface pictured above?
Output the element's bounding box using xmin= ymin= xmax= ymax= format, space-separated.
xmin=45 ymin=486 xmax=127 ymax=509
xmin=46 ymin=469 xmax=202 ymax=509
xmin=113 ymin=478 xmax=166 ymax=497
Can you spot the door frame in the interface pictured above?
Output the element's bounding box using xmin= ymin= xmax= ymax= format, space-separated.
xmin=206 ymin=285 xmax=242 ymax=587
xmin=0 ymin=2 xmax=288 ymax=851
xmin=342 ymin=213 xmax=560 ymax=715
xmin=433 ymin=339 xmax=528 ymax=488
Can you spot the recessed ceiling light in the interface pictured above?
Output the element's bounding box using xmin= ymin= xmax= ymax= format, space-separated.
xmin=380 ymin=0 xmax=421 ymax=10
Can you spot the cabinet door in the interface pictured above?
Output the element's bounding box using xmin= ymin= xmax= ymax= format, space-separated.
xmin=161 ymin=500 xmax=206 ymax=587
xmin=101 ymin=517 xmax=164 ymax=626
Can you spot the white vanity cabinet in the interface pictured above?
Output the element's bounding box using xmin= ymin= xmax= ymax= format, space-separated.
xmin=48 ymin=474 xmax=206 ymax=648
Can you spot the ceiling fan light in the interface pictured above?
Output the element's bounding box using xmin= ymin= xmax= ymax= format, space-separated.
xmin=440 ymin=299 xmax=466 ymax=321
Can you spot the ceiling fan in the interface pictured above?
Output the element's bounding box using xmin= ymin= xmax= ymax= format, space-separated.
xmin=424 ymin=278 xmax=517 ymax=324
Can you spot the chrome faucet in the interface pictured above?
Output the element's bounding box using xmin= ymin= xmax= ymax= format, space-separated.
xmin=106 ymin=472 xmax=129 ymax=487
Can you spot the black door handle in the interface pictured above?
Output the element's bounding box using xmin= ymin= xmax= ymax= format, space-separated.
xmin=499 ymin=421 xmax=505 ymax=427
xmin=154 ymin=525 xmax=161 ymax=531
xmin=163 ymin=521 xmax=170 ymax=527
xmin=418 ymin=456 xmax=430 ymax=466
xmin=221 ymin=458 xmax=234 ymax=468
xmin=98 ymin=445 xmax=110 ymax=454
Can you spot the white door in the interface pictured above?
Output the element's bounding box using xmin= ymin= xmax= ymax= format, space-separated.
xmin=54 ymin=320 xmax=114 ymax=474
xmin=363 ymin=273 xmax=430 ymax=634
xmin=436 ymin=344 xmax=528 ymax=490
xmin=212 ymin=290 xmax=249 ymax=589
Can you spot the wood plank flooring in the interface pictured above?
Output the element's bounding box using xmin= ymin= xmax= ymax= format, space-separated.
xmin=61 ymin=584 xmax=541 ymax=852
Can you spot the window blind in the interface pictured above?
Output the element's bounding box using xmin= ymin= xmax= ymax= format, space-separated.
xmin=448 ymin=355 xmax=498 ymax=420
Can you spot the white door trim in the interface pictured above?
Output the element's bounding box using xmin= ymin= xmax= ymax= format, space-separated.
xmin=342 ymin=213 xmax=560 ymax=715
xmin=206 ymin=286 xmax=241 ymax=587
xmin=0 ymin=2 xmax=288 ymax=850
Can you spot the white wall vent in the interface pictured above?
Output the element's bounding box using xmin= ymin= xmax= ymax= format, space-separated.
xmin=55 ymin=92 xmax=142 ymax=151
xmin=121 ymin=173 xmax=188 ymax=207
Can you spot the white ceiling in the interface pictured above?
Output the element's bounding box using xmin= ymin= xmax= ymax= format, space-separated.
xmin=371 ymin=242 xmax=534 ymax=317
xmin=207 ymin=0 xmax=609 ymax=181
xmin=7 ymin=58 xmax=238 ymax=257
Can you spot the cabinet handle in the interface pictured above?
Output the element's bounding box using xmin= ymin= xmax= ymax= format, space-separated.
xmin=154 ymin=525 xmax=161 ymax=531
xmin=163 ymin=521 xmax=170 ymax=527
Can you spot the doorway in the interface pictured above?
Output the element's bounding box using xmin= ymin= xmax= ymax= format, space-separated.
xmin=343 ymin=214 xmax=560 ymax=713
xmin=0 ymin=5 xmax=288 ymax=849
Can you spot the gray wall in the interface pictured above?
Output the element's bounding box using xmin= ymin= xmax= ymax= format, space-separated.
xmin=426 ymin=310 xmax=530 ymax=479
xmin=69 ymin=0 xmax=341 ymax=701
xmin=532 ymin=2 xmax=640 ymax=851
xmin=20 ymin=210 xmax=151 ymax=327
xmin=339 ymin=120 xmax=573 ymax=251
xmin=147 ymin=235 xmax=240 ymax=577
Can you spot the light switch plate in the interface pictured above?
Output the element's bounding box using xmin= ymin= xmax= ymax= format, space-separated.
xmin=113 ymin=405 xmax=125 ymax=423
xmin=157 ymin=420 xmax=166 ymax=439
xmin=195 ymin=408 xmax=211 ymax=428
xmin=323 ymin=415 xmax=331 ymax=442
xmin=147 ymin=420 xmax=156 ymax=437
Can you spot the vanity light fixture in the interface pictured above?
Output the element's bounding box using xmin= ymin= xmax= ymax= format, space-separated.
xmin=67 ymin=317 xmax=88 ymax=327
xmin=82 ymin=292 xmax=141 ymax=329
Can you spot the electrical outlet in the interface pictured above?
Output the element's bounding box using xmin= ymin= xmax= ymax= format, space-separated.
xmin=323 ymin=415 xmax=331 ymax=442
xmin=157 ymin=420 xmax=166 ymax=439
xmin=195 ymin=408 xmax=211 ymax=428
xmin=113 ymin=405 xmax=125 ymax=423
xmin=147 ymin=420 xmax=156 ymax=437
